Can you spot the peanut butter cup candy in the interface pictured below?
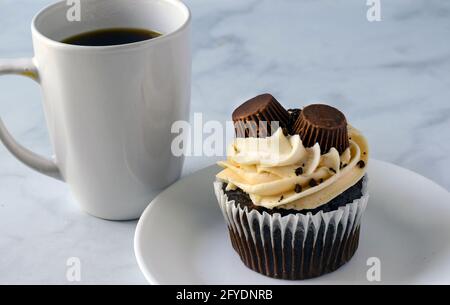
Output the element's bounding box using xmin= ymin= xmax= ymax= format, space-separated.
xmin=232 ymin=94 xmax=289 ymax=138
xmin=292 ymin=104 xmax=349 ymax=154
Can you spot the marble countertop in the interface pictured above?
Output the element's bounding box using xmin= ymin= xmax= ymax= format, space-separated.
xmin=0 ymin=0 xmax=449 ymax=284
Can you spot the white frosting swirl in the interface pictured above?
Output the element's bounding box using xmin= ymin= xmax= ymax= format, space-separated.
xmin=216 ymin=126 xmax=369 ymax=210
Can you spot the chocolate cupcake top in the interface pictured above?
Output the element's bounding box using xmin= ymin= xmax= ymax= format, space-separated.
xmin=216 ymin=95 xmax=369 ymax=211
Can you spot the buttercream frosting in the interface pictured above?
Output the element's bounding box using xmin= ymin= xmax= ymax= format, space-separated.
xmin=216 ymin=126 xmax=369 ymax=211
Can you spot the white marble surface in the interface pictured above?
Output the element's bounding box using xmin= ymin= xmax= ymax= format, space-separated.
xmin=0 ymin=0 xmax=449 ymax=284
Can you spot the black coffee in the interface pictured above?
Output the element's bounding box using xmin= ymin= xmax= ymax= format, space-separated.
xmin=61 ymin=28 xmax=162 ymax=46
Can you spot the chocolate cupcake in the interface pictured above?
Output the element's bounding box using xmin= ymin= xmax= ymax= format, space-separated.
xmin=214 ymin=97 xmax=369 ymax=280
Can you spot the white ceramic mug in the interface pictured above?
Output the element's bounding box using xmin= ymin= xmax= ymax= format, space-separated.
xmin=0 ymin=0 xmax=191 ymax=220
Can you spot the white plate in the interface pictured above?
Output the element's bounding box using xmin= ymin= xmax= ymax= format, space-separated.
xmin=134 ymin=159 xmax=450 ymax=284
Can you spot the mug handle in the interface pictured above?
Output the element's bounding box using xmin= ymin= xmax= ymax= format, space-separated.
xmin=0 ymin=58 xmax=63 ymax=181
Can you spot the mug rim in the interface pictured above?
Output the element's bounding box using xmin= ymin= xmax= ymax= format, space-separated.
xmin=31 ymin=0 xmax=191 ymax=51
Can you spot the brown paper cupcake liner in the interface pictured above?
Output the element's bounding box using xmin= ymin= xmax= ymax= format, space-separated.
xmin=213 ymin=177 xmax=369 ymax=280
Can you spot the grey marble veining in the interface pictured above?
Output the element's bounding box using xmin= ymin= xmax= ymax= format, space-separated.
xmin=0 ymin=0 xmax=449 ymax=284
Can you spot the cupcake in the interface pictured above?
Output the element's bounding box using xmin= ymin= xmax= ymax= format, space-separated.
xmin=214 ymin=94 xmax=369 ymax=280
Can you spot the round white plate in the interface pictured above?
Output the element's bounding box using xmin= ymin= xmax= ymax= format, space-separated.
xmin=134 ymin=159 xmax=450 ymax=284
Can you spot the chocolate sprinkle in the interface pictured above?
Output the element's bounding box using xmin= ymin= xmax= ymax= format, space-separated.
xmin=329 ymin=167 xmax=336 ymax=174
xmin=287 ymin=109 xmax=302 ymax=134
xmin=279 ymin=195 xmax=284 ymax=202
xmin=294 ymin=184 xmax=302 ymax=193
xmin=295 ymin=167 xmax=303 ymax=176
xmin=309 ymin=179 xmax=318 ymax=187
xmin=319 ymin=178 xmax=324 ymax=183
xmin=357 ymin=160 xmax=366 ymax=168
